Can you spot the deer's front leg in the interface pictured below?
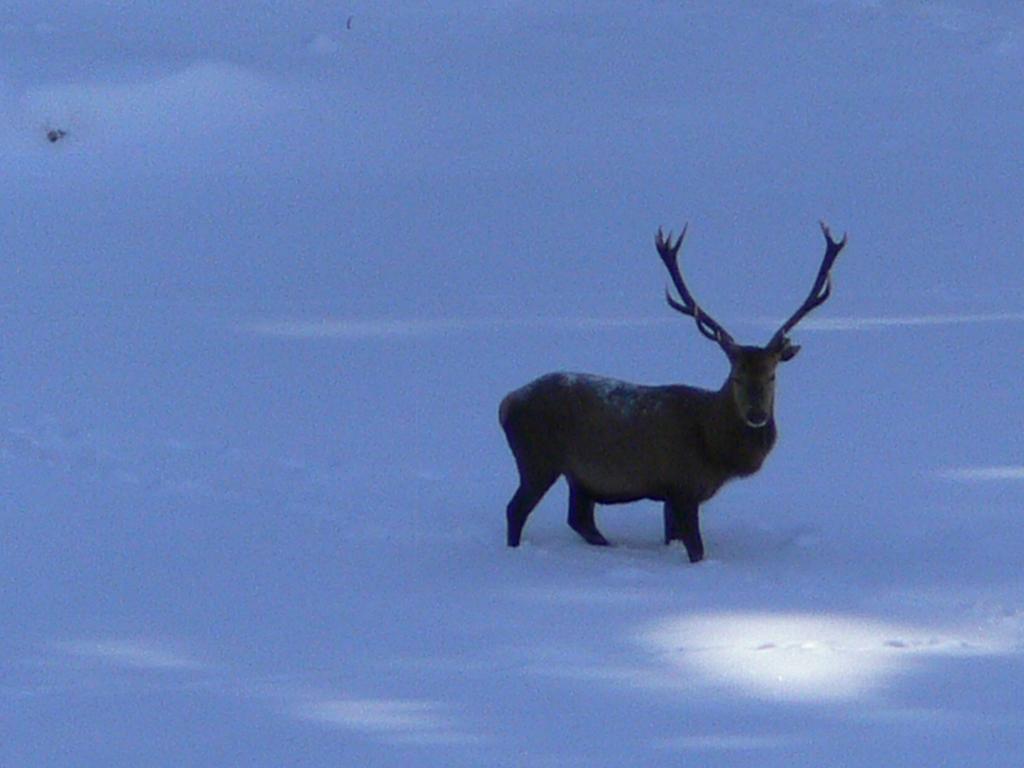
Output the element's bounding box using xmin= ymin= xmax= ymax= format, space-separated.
xmin=663 ymin=501 xmax=680 ymax=545
xmin=665 ymin=496 xmax=703 ymax=563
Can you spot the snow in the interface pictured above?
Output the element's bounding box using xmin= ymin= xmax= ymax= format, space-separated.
xmin=3 ymin=2 xmax=1024 ymax=766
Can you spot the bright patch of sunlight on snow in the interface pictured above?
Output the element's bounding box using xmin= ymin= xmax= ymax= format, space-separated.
xmin=643 ymin=612 xmax=1013 ymax=702
xmin=295 ymin=698 xmax=481 ymax=746
xmin=749 ymin=312 xmax=1024 ymax=333
xmin=790 ymin=312 xmax=1024 ymax=332
xmin=656 ymin=733 xmax=803 ymax=752
xmin=57 ymin=639 xmax=206 ymax=671
xmin=936 ymin=466 xmax=1024 ymax=482
xmin=239 ymin=316 xmax=668 ymax=340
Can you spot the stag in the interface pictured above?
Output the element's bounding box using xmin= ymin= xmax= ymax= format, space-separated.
xmin=499 ymin=222 xmax=846 ymax=562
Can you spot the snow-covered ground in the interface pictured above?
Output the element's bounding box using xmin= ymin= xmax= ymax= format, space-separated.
xmin=3 ymin=3 xmax=1023 ymax=765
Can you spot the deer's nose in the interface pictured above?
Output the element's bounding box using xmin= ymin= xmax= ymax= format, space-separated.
xmin=745 ymin=408 xmax=769 ymax=428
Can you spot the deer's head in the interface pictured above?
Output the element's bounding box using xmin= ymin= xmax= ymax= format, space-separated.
xmin=655 ymin=223 xmax=846 ymax=429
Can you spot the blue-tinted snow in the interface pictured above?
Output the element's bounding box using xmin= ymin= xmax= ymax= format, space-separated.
xmin=2 ymin=3 xmax=1024 ymax=766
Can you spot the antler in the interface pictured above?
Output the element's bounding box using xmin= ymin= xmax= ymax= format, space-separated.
xmin=768 ymin=221 xmax=847 ymax=351
xmin=656 ymin=225 xmax=736 ymax=353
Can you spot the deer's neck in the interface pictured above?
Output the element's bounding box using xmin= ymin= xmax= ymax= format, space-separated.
xmin=702 ymin=384 xmax=777 ymax=476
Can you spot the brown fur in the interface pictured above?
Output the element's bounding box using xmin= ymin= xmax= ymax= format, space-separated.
xmin=500 ymin=348 xmax=785 ymax=563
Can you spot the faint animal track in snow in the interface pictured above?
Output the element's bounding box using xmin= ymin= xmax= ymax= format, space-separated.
xmin=0 ymin=418 xmax=433 ymax=540
xmin=0 ymin=418 xmax=356 ymax=516
xmin=0 ymin=421 xmax=124 ymax=483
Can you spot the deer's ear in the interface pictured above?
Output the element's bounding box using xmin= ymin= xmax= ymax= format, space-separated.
xmin=779 ymin=341 xmax=801 ymax=362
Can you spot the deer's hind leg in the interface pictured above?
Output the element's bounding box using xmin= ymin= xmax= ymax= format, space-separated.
xmin=506 ymin=470 xmax=558 ymax=547
xmin=567 ymin=481 xmax=610 ymax=546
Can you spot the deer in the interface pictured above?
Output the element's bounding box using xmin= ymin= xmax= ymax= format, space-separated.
xmin=499 ymin=222 xmax=846 ymax=563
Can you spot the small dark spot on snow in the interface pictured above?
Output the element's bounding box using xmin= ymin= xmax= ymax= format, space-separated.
xmin=46 ymin=128 xmax=67 ymax=144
